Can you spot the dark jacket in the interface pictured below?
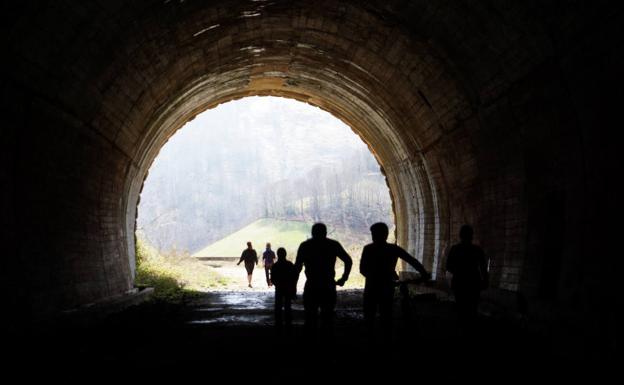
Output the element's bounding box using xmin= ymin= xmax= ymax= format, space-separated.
xmin=239 ymin=248 xmax=258 ymax=265
xmin=271 ymin=259 xmax=296 ymax=299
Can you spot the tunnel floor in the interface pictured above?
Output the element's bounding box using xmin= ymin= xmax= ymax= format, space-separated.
xmin=10 ymin=290 xmax=611 ymax=382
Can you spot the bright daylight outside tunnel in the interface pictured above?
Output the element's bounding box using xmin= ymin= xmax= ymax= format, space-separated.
xmin=135 ymin=96 xmax=394 ymax=292
xmin=2 ymin=0 xmax=618 ymax=379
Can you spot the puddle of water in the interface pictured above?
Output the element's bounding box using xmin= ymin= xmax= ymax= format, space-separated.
xmin=188 ymin=314 xmax=271 ymax=324
xmin=195 ymin=306 xmax=268 ymax=312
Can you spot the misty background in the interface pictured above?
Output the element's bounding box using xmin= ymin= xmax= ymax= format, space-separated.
xmin=136 ymin=96 xmax=394 ymax=255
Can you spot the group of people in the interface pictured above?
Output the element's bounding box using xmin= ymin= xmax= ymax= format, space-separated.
xmin=237 ymin=222 xmax=488 ymax=338
xmin=236 ymin=241 xmax=278 ymax=288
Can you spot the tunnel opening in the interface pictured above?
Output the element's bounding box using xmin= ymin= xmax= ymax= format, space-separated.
xmin=134 ymin=96 xmax=396 ymax=291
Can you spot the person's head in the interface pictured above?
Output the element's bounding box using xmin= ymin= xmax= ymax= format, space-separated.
xmin=370 ymin=222 xmax=389 ymax=243
xmin=277 ymin=247 xmax=287 ymax=260
xmin=459 ymin=225 xmax=473 ymax=243
xmin=246 ymin=241 xmax=252 ymax=249
xmin=311 ymin=223 xmax=327 ymax=239
xmin=266 ymin=242 xmax=271 ymax=249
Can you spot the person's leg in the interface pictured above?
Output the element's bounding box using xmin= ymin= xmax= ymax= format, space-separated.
xmin=454 ymin=289 xmax=477 ymax=341
xmin=245 ymin=263 xmax=254 ymax=287
xmin=454 ymin=290 xmax=467 ymax=324
xmin=465 ymin=290 xmax=480 ymax=335
xmin=363 ymin=284 xmax=377 ymax=335
xmin=303 ymin=286 xmax=319 ymax=338
xmin=275 ymin=291 xmax=284 ymax=329
xmin=284 ymin=297 xmax=292 ymax=330
xmin=265 ymin=267 xmax=271 ymax=287
xmin=379 ymin=284 xmax=395 ymax=340
xmin=319 ymin=286 xmax=337 ymax=339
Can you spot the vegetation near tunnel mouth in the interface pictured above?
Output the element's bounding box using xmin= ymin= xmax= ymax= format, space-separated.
xmin=137 ymin=218 xmax=398 ymax=294
xmin=135 ymin=238 xmax=232 ymax=304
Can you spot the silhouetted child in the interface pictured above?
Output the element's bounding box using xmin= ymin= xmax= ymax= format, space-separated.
xmin=271 ymin=247 xmax=296 ymax=331
xmin=360 ymin=222 xmax=430 ymax=339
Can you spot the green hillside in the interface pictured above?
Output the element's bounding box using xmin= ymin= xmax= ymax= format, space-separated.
xmin=193 ymin=218 xmax=314 ymax=258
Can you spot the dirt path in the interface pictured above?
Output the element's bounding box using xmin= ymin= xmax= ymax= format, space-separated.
xmin=202 ymin=260 xmax=359 ymax=291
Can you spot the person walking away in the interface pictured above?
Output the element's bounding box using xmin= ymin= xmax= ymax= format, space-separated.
xmin=271 ymin=247 xmax=296 ymax=332
xmin=237 ymin=241 xmax=258 ymax=288
xmin=263 ymin=242 xmax=276 ymax=287
xmin=294 ymin=223 xmax=353 ymax=340
xmin=360 ymin=222 xmax=431 ymax=340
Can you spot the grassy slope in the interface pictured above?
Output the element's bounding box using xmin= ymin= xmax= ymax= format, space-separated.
xmin=136 ymin=238 xmax=231 ymax=296
xmin=193 ymin=218 xmax=314 ymax=258
xmin=192 ymin=218 xmax=381 ymax=288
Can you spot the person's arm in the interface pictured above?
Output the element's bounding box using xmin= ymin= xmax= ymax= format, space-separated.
xmin=237 ymin=250 xmax=245 ymax=265
xmin=254 ymin=250 xmax=258 ymax=265
xmin=398 ymin=246 xmax=430 ymax=279
xmin=335 ymin=242 xmax=353 ymax=286
xmin=294 ymin=243 xmax=305 ymax=283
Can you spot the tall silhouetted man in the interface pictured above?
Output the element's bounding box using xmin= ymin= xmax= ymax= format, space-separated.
xmin=445 ymin=225 xmax=488 ymax=329
xmin=360 ymin=222 xmax=431 ymax=338
xmin=295 ymin=223 xmax=353 ymax=338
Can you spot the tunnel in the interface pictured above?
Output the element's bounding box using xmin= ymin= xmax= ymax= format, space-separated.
xmin=2 ymin=0 xmax=618 ymax=368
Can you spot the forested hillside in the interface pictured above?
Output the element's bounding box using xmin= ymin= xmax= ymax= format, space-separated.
xmin=137 ymin=97 xmax=393 ymax=253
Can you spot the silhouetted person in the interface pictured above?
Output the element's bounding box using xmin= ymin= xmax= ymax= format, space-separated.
xmin=445 ymin=225 xmax=488 ymax=330
xmin=295 ymin=223 xmax=353 ymax=339
xmin=237 ymin=241 xmax=258 ymax=288
xmin=360 ymin=222 xmax=431 ymax=338
xmin=271 ymin=247 xmax=296 ymax=332
xmin=263 ymin=242 xmax=276 ymax=287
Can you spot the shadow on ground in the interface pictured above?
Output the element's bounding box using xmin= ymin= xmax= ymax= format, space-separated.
xmin=8 ymin=290 xmax=614 ymax=382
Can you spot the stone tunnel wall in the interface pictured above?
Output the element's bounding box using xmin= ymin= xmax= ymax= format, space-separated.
xmin=2 ymin=0 xmax=619 ymax=344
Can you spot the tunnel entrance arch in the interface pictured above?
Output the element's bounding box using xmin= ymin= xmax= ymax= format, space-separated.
xmin=125 ymin=84 xmax=445 ymax=281
xmin=109 ymin=1 xmax=470 ymax=295
xmin=134 ymin=96 xmax=398 ymax=291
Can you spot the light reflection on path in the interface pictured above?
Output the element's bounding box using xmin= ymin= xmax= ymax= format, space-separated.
xmin=186 ymin=290 xmax=364 ymax=326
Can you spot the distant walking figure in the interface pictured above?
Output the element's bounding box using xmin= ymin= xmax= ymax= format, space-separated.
xmin=445 ymin=225 xmax=489 ymax=329
xmin=360 ymin=222 xmax=431 ymax=338
xmin=271 ymin=247 xmax=297 ymax=331
xmin=295 ymin=223 xmax=353 ymax=338
xmin=263 ymin=243 xmax=276 ymax=287
xmin=237 ymin=241 xmax=258 ymax=288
